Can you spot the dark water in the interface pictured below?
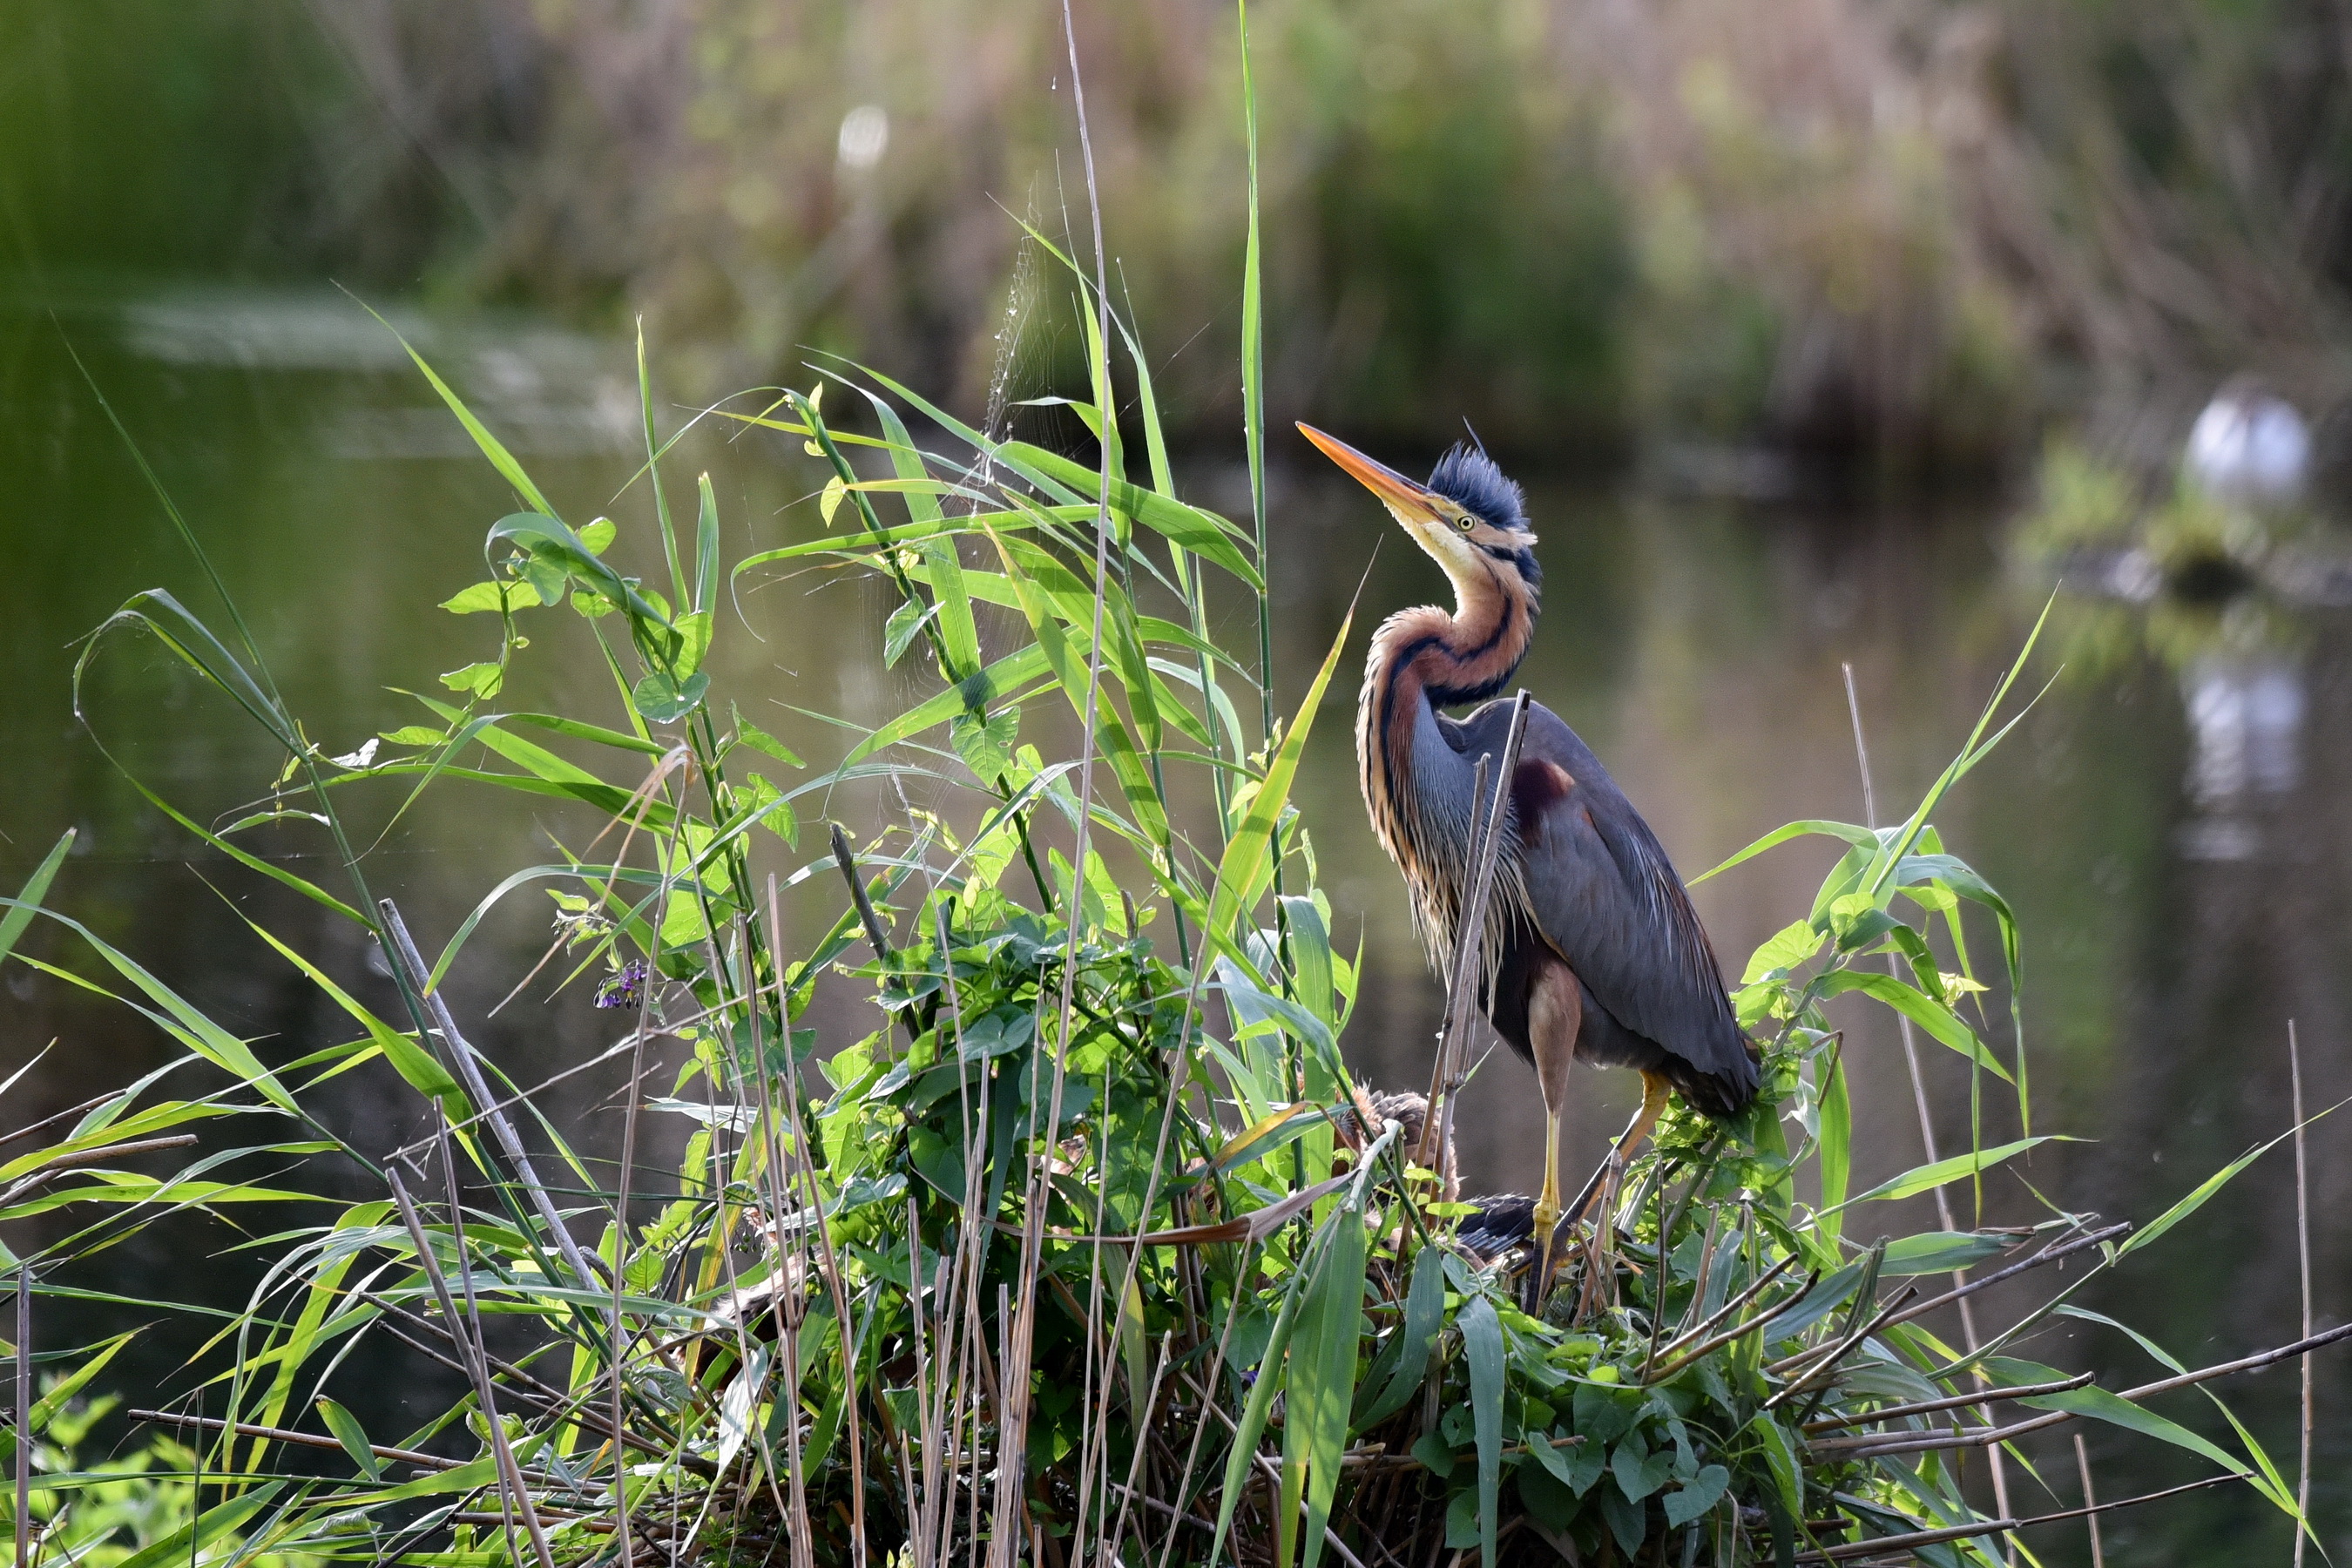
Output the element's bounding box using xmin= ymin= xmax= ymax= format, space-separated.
xmin=3 ymin=290 xmax=2348 ymax=1561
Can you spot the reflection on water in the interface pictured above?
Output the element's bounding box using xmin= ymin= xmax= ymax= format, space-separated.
xmin=2 ymin=289 xmax=2349 ymax=1560
xmin=2180 ymin=653 xmax=2306 ymax=860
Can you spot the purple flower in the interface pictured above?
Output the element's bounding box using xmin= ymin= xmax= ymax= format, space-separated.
xmin=595 ymin=960 xmax=648 ymax=1010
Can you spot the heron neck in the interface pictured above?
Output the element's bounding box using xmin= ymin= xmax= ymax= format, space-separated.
xmin=1355 ymin=569 xmax=1537 ymax=872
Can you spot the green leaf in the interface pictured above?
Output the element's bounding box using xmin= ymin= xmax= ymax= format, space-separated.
xmin=672 ymin=609 xmax=715 ymax=679
xmin=1693 ymin=820 xmax=1877 ymax=886
xmin=1830 ymin=1137 xmax=2060 ymax=1210
xmin=578 ymin=517 xmax=617 ymax=554
xmin=1879 ymin=1230 xmax=2017 ymax=1275
xmin=379 ymin=725 xmax=446 ymax=747
xmin=440 ymin=580 xmax=539 ymax=615
xmin=1461 ymin=1294 xmax=1504 ymax=1568
xmin=1287 ymin=1202 xmax=1367 ymax=1568
xmin=1209 ymin=1260 xmax=1312 ymax=1568
xmin=316 ymin=1396 xmax=383 ymax=1479
xmin=950 ymin=706 xmax=1019 ymax=784
xmin=1741 ymin=919 xmax=1824 ymax=983
xmin=1355 ymin=1243 xmax=1445 ymax=1432
xmin=439 ymin=661 xmax=504 ymax=699
xmin=1817 ymin=1047 xmax=1851 ymax=1242
xmin=730 ymin=706 xmax=803 ymax=767
xmin=1612 ymin=1436 xmax=1673 ymax=1504
xmin=842 ymin=644 xmax=1051 ymax=767
xmin=1663 ymin=1463 xmax=1729 ymax=1528
xmin=1204 ymin=612 xmax=1353 ymax=951
xmin=1815 ymin=969 xmax=2013 ymax=1082
xmin=2119 ymin=1118 xmax=2315 ymax=1258
xmin=0 ymin=902 xmax=296 ymax=1113
xmin=738 ymin=773 xmax=799 ymax=845
xmin=108 ymin=1483 xmax=286 ymax=1568
xmin=1990 ymin=1356 xmax=2252 ymax=1478
xmin=229 ymin=907 xmax=465 ymax=1122
xmin=632 ymin=670 xmax=711 ymax=724
xmin=884 ymin=598 xmax=942 ymax=669
xmin=0 ymin=829 xmax=73 ymax=972
xmin=693 ymin=471 xmax=720 ymax=613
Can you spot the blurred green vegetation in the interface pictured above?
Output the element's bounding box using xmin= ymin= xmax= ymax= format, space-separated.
xmin=8 ymin=0 xmax=2352 ymax=462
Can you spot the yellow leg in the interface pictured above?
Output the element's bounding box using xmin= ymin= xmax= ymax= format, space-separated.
xmin=1567 ymin=1071 xmax=1673 ymax=1223
xmin=1529 ymin=1105 xmax=1566 ymax=1301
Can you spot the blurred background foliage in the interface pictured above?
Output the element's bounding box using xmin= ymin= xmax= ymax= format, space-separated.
xmin=14 ymin=0 xmax=2352 ymax=469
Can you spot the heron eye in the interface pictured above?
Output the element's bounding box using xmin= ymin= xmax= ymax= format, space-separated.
xmin=1456 ymin=515 xmax=1476 ymax=533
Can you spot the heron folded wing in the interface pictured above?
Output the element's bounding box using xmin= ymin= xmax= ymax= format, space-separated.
xmin=1506 ymin=718 xmax=1755 ymax=1108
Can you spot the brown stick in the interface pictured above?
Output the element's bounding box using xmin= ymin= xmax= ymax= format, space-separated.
xmin=1764 ymin=1284 xmax=1921 ymax=1405
xmin=1843 ymin=662 xmax=2014 ymax=1554
xmin=14 ymin=1267 xmax=28 ymax=1568
xmin=2074 ymin=1434 xmax=2105 ymax=1568
xmin=2291 ymin=1022 xmax=2315 ymax=1568
xmin=1832 ymin=1318 xmax=2352 ymax=1460
xmin=1641 ymin=1257 xmax=1808 ymax=1384
xmin=1793 ymin=1472 xmax=2238 ymax=1562
xmin=132 ymin=1408 xmax=459 ymax=1472
xmin=1882 ymin=1221 xmax=2132 ymax=1328
xmin=388 ymin=1166 xmax=556 ymax=1568
xmin=380 ymin=899 xmax=599 ymax=1291
xmin=1416 ymin=753 xmax=1490 ymax=1180
xmin=1423 ymin=692 xmax=1531 ymax=1191
xmin=0 ymin=1134 xmax=199 ymax=1209
xmin=1804 ymin=1371 xmax=2096 ymax=1440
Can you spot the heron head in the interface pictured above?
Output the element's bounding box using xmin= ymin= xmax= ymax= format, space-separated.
xmin=1297 ymin=423 xmax=1540 ymax=599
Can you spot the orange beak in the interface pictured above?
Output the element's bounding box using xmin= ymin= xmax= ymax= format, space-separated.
xmin=1297 ymin=422 xmax=1446 ymax=527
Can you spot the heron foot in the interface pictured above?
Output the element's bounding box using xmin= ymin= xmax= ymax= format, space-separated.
xmin=1524 ymin=1197 xmax=1566 ymax=1312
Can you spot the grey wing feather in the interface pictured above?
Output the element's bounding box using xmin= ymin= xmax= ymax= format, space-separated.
xmin=1466 ymin=702 xmax=1755 ymax=1102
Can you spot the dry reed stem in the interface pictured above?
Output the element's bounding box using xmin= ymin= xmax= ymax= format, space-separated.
xmin=1803 ymin=1370 xmax=2094 ymax=1438
xmin=14 ymin=1266 xmax=28 ymax=1568
xmin=1641 ymin=1256 xmax=1806 ymax=1383
xmin=381 ymin=899 xmax=600 ymax=1292
xmin=1830 ymin=1317 xmax=2352 ymax=1461
xmin=131 ymin=1409 xmax=461 ymax=1472
xmin=2073 ymin=1433 xmax=2105 ymax=1568
xmin=1842 ymin=661 xmax=2013 ymax=1551
xmin=2291 ymin=1020 xmax=2314 ymax=1568
xmin=386 ymin=1165 xmax=556 ymax=1568
xmin=1417 ymin=752 xmax=1490 ymax=1179
xmin=1882 ymin=1221 xmax=2130 ymax=1329
xmin=1424 ymin=691 xmax=1532 ymax=1206
xmin=1792 ymin=1471 xmax=2239 ymax=1563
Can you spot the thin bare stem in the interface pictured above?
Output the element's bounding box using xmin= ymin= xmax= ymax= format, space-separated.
xmin=1424 ymin=691 xmax=1531 ymax=1197
xmin=1844 ymin=661 xmax=2009 ymax=1543
xmin=2291 ymin=1020 xmax=2313 ymax=1568
xmin=1804 ymin=1371 xmax=2094 ymax=1437
xmin=1792 ymin=1472 xmax=2236 ymax=1563
xmin=1641 ymin=1255 xmax=1803 ymax=1383
xmin=132 ymin=1409 xmax=461 ymax=1473
xmin=387 ymin=1165 xmax=556 ymax=1568
xmin=1832 ymin=1316 xmax=2352 ymax=1461
xmin=1882 ymin=1221 xmax=2129 ymax=1328
xmin=381 ymin=899 xmax=599 ymax=1291
xmin=15 ymin=1265 xmax=29 ymax=1568
xmin=2074 ymin=1433 xmax=2105 ymax=1568
xmin=1000 ymin=14 xmax=1120 ymax=1565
